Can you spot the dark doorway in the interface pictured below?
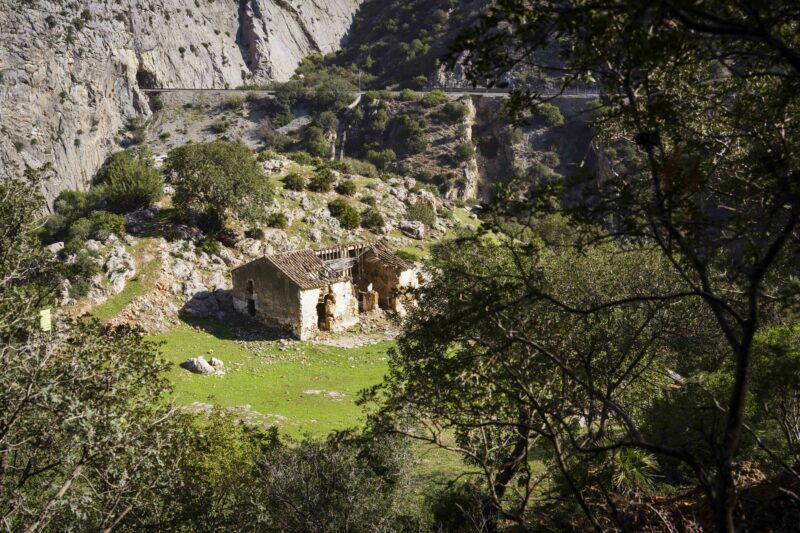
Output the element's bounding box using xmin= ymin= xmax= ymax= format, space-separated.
xmin=247 ymin=280 xmax=256 ymax=316
xmin=317 ymin=301 xmax=327 ymax=329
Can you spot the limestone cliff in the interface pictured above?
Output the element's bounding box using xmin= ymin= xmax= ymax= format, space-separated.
xmin=0 ymin=0 xmax=361 ymax=204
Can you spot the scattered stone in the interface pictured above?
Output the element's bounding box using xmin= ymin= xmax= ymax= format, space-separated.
xmin=180 ymin=356 xmax=215 ymax=375
xmin=400 ymin=220 xmax=425 ymax=240
xmin=45 ymin=242 xmax=64 ymax=254
xmin=104 ymin=245 xmax=136 ymax=294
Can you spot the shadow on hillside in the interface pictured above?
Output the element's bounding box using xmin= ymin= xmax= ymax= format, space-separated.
xmin=179 ymin=310 xmax=289 ymax=343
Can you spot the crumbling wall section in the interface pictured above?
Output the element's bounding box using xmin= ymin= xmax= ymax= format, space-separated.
xmin=232 ymin=258 xmax=303 ymax=336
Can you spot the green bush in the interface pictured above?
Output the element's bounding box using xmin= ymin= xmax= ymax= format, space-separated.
xmin=361 ymin=195 xmax=377 ymax=207
xmin=394 ymin=115 xmax=427 ymax=156
xmin=267 ymin=212 xmax=289 ymax=229
xmin=406 ymin=201 xmax=436 ymax=227
xmin=338 ymin=205 xmax=361 ymax=230
xmin=344 ymin=158 xmax=379 ymax=178
xmin=336 ymin=179 xmax=357 ymax=196
xmin=361 ymin=209 xmax=385 ymax=231
xmin=421 ymin=89 xmax=449 ymax=108
xmin=304 ymin=126 xmax=330 ymax=158
xmin=45 ymin=190 xmax=92 ymax=239
xmin=308 ymin=167 xmax=336 ymax=192
xmin=261 ymin=126 xmax=293 ymax=152
xmin=540 ymin=151 xmax=561 ymax=168
xmin=366 ymin=148 xmax=397 ymax=170
xmin=398 ymin=88 xmax=419 ymax=102
xmin=315 ymin=111 xmax=339 ymax=133
xmin=245 ymin=227 xmax=266 ymax=239
xmin=68 ymin=211 xmax=126 ymax=242
xmin=165 ymin=141 xmax=273 ymax=232
xmin=283 ymin=172 xmax=306 ymax=191
xmin=453 ymin=142 xmax=476 ymax=164
xmin=538 ymin=103 xmax=565 ymax=126
xmin=328 ymin=199 xmax=360 ymax=230
xmin=198 ymin=236 xmax=221 ymax=256
xmin=287 ymin=151 xmax=314 ymax=165
xmin=95 ymin=148 xmax=163 ymax=212
xmin=327 ymin=198 xmax=350 ymax=218
xmin=126 ymin=117 xmax=147 ymax=145
xmin=225 ymin=95 xmax=245 ymax=111
xmin=211 ymin=119 xmax=229 ymax=134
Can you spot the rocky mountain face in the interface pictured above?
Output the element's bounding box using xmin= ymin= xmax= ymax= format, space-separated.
xmin=0 ymin=0 xmax=362 ymax=204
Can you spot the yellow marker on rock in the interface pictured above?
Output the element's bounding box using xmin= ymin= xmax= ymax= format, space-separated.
xmin=39 ymin=308 xmax=52 ymax=332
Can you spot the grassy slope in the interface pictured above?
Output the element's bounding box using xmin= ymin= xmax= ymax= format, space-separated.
xmin=151 ymin=318 xmax=393 ymax=438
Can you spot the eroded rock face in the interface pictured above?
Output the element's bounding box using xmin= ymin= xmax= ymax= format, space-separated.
xmin=0 ymin=0 xmax=362 ymax=204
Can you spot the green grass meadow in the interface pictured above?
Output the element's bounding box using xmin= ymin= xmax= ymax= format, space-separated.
xmin=150 ymin=318 xmax=393 ymax=437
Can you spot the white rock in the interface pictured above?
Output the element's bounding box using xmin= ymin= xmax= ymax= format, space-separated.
xmin=45 ymin=242 xmax=64 ymax=254
xmin=400 ymin=220 xmax=425 ymax=240
xmin=180 ymin=356 xmax=215 ymax=375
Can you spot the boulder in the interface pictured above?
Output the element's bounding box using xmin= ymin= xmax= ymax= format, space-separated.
xmin=180 ymin=356 xmax=215 ymax=375
xmin=400 ymin=220 xmax=425 ymax=240
xmin=45 ymin=242 xmax=64 ymax=254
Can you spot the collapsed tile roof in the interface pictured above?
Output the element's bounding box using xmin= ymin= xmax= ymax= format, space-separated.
xmin=263 ymin=241 xmax=415 ymax=290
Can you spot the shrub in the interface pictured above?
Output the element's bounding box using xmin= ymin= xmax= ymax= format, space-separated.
xmin=261 ymin=125 xmax=293 ymax=152
xmin=287 ymin=151 xmax=314 ymax=165
xmin=394 ymin=249 xmax=419 ymax=262
xmin=421 ymin=89 xmax=449 ymax=108
xmin=68 ymin=249 xmax=101 ymax=285
xmin=361 ymin=195 xmax=377 ymax=207
xmin=165 ymin=141 xmax=273 ymax=232
xmin=344 ymin=158 xmax=378 ymax=178
xmin=406 ymin=201 xmax=436 ymax=227
xmin=394 ymin=115 xmax=427 ymax=156
xmin=45 ymin=190 xmax=91 ymax=239
xmin=126 ymin=117 xmax=146 ymax=145
xmin=210 ymin=119 xmax=228 ymax=134
xmin=225 ymin=95 xmax=245 ymax=111
xmin=398 ymin=88 xmax=418 ymax=102
xmin=283 ymin=172 xmax=306 ymax=191
xmin=453 ymin=142 xmax=476 ymax=164
xmin=245 ymin=227 xmax=266 ymax=239
xmin=95 ymin=148 xmax=163 ymax=212
xmin=308 ymin=167 xmax=336 ymax=192
xmin=68 ymin=211 xmax=126 ymax=242
xmin=315 ymin=111 xmax=339 ymax=133
xmin=151 ymin=95 xmax=164 ymax=112
xmin=336 ymin=179 xmax=357 ymax=196
xmin=304 ymin=126 xmax=330 ymax=158
xmin=443 ymin=100 xmax=469 ymax=120
xmin=538 ymin=103 xmax=565 ymax=126
xmin=267 ymin=212 xmax=289 ymax=229
xmin=327 ymin=198 xmax=350 ymax=218
xmin=338 ymin=205 xmax=361 ymax=230
xmin=198 ymin=236 xmax=221 ymax=256
xmin=540 ymin=151 xmax=561 ymax=168
xmin=361 ymin=209 xmax=385 ymax=231
xmin=366 ymin=148 xmax=397 ymax=170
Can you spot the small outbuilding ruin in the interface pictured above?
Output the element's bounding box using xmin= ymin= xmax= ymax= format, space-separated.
xmin=231 ymin=242 xmax=419 ymax=340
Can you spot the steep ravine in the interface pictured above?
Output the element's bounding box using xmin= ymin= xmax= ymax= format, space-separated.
xmin=0 ymin=0 xmax=362 ymax=205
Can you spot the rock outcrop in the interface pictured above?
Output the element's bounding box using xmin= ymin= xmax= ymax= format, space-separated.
xmin=0 ymin=0 xmax=362 ymax=204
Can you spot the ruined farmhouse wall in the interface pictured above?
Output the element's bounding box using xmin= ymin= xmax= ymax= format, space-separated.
xmin=299 ymin=288 xmax=322 ymax=340
xmin=328 ymin=281 xmax=360 ymax=332
xmin=362 ymin=260 xmax=400 ymax=308
xmin=232 ymin=259 xmax=305 ymax=337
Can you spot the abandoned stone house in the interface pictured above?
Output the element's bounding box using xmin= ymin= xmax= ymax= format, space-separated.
xmin=231 ymin=242 xmax=418 ymax=340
